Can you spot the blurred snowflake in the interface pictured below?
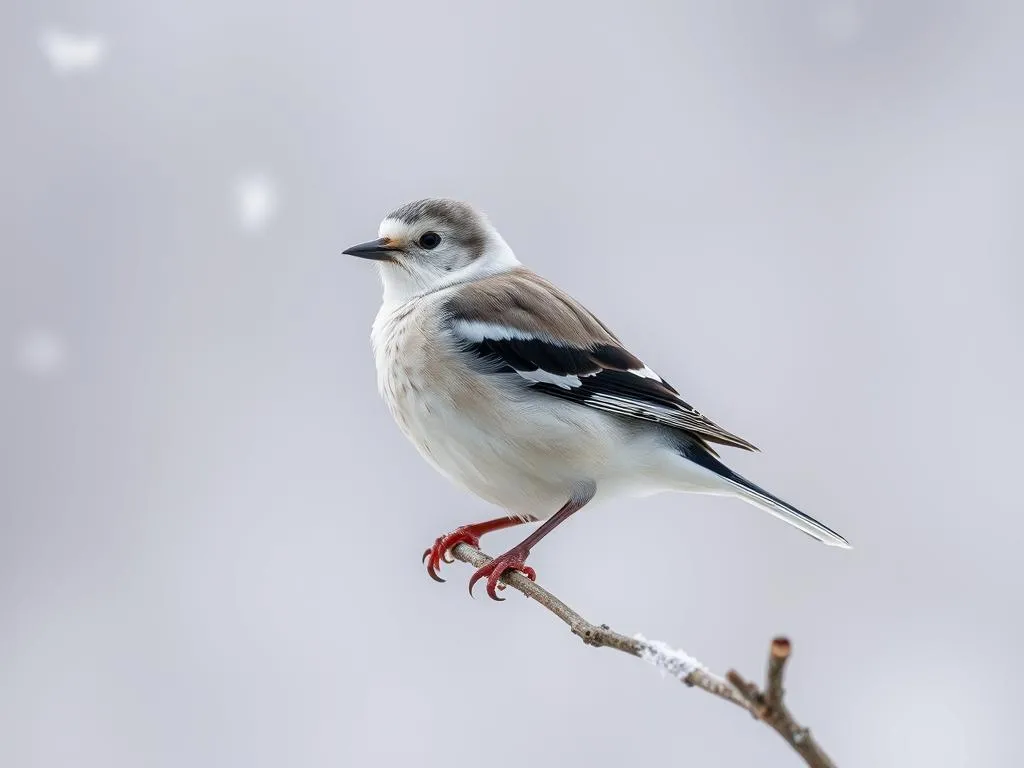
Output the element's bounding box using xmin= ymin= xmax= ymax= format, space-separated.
xmin=234 ymin=173 xmax=279 ymax=233
xmin=16 ymin=330 xmax=67 ymax=377
xmin=38 ymin=29 xmax=107 ymax=74
xmin=816 ymin=2 xmax=863 ymax=45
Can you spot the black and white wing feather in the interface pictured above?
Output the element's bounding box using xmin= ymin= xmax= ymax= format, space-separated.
xmin=444 ymin=269 xmax=758 ymax=453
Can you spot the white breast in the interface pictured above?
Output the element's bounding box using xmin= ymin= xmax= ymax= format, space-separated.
xmin=372 ymin=297 xmax=489 ymax=477
xmin=371 ymin=301 xmax=419 ymax=437
xmin=369 ymin=295 xmax=699 ymax=518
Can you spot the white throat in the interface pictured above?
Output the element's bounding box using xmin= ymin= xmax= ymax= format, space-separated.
xmin=377 ymin=238 xmax=520 ymax=308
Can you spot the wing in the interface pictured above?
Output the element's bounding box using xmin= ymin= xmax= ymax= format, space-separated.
xmin=443 ymin=269 xmax=758 ymax=453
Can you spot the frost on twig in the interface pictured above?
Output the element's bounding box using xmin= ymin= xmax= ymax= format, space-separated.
xmin=634 ymin=633 xmax=706 ymax=682
xmin=448 ymin=542 xmax=838 ymax=768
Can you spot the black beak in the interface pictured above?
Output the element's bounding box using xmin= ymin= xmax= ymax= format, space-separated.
xmin=343 ymin=237 xmax=402 ymax=261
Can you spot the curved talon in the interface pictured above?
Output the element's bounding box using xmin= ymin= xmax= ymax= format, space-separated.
xmin=422 ymin=528 xmax=482 ymax=583
xmin=467 ymin=569 xmax=491 ymax=600
xmin=486 ymin=582 xmax=504 ymax=601
xmin=423 ymin=541 xmax=447 ymax=582
xmin=426 ymin=559 xmax=446 ymax=583
xmin=467 ymin=549 xmax=535 ymax=601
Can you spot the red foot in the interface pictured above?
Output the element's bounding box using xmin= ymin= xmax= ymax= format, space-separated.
xmin=422 ymin=527 xmax=482 ymax=583
xmin=468 ymin=546 xmax=536 ymax=601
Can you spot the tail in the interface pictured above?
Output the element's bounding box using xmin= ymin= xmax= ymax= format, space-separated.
xmin=680 ymin=439 xmax=851 ymax=549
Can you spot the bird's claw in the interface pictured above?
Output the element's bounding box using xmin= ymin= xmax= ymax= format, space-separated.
xmin=468 ymin=547 xmax=535 ymax=601
xmin=422 ymin=528 xmax=482 ymax=582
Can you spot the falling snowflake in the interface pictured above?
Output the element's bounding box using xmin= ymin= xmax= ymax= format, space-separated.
xmin=16 ymin=330 xmax=67 ymax=377
xmin=38 ymin=29 xmax=107 ymax=74
xmin=233 ymin=173 xmax=279 ymax=233
xmin=815 ymin=2 xmax=863 ymax=45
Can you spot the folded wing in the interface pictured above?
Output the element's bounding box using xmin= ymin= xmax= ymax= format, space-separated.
xmin=443 ymin=269 xmax=758 ymax=453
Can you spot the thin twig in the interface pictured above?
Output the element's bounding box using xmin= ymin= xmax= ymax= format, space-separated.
xmin=727 ymin=638 xmax=836 ymax=768
xmin=450 ymin=542 xmax=838 ymax=768
xmin=765 ymin=636 xmax=791 ymax=710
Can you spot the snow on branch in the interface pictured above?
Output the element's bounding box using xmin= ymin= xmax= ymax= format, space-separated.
xmin=634 ymin=633 xmax=707 ymax=680
xmin=450 ymin=542 xmax=838 ymax=768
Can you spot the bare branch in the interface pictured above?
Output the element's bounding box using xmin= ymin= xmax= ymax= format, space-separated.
xmin=765 ymin=636 xmax=791 ymax=709
xmin=727 ymin=639 xmax=836 ymax=768
xmin=450 ymin=542 xmax=838 ymax=767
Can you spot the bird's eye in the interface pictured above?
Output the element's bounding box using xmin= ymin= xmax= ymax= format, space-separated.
xmin=418 ymin=231 xmax=441 ymax=249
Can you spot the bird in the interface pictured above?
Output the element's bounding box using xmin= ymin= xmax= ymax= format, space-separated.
xmin=344 ymin=199 xmax=850 ymax=600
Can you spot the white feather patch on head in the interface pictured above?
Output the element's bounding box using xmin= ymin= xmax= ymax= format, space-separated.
xmin=371 ymin=204 xmax=521 ymax=307
xmin=378 ymin=217 xmax=409 ymax=241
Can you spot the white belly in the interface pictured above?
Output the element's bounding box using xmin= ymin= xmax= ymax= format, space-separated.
xmin=370 ymin=300 xmax=727 ymax=519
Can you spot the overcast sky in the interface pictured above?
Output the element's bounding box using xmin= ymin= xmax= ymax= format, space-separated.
xmin=2 ymin=1 xmax=1022 ymax=766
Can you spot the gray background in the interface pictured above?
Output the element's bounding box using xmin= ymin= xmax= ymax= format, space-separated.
xmin=2 ymin=1 xmax=1022 ymax=766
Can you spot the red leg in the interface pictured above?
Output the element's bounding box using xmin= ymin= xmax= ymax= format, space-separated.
xmin=422 ymin=515 xmax=537 ymax=583
xmin=469 ymin=481 xmax=596 ymax=601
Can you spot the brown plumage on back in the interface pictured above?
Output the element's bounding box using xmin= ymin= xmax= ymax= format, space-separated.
xmin=445 ymin=267 xmax=759 ymax=453
xmin=445 ymin=268 xmax=621 ymax=347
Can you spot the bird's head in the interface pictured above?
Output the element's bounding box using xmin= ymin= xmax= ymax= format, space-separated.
xmin=344 ymin=198 xmax=519 ymax=305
